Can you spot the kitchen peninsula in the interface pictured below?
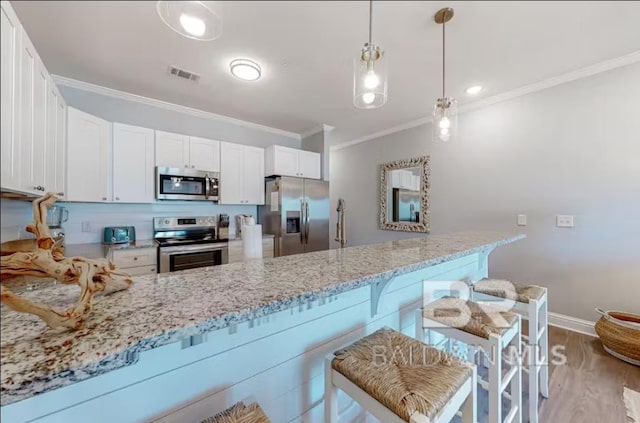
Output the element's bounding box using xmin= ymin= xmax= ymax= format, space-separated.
xmin=1 ymin=232 xmax=524 ymax=422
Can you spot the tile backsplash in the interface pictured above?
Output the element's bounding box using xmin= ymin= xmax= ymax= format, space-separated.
xmin=0 ymin=198 xmax=257 ymax=244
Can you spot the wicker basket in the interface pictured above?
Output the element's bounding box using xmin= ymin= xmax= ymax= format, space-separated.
xmin=595 ymin=308 xmax=640 ymax=366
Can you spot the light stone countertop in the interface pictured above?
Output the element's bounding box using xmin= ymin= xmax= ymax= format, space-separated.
xmin=0 ymin=231 xmax=524 ymax=405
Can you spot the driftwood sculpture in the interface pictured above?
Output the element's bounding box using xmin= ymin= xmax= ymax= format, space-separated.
xmin=0 ymin=193 xmax=133 ymax=330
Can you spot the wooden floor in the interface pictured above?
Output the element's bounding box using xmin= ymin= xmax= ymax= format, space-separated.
xmin=537 ymin=326 xmax=640 ymax=423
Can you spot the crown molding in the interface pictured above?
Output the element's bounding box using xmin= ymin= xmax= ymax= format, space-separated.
xmin=51 ymin=75 xmax=302 ymax=140
xmin=331 ymin=50 xmax=640 ymax=152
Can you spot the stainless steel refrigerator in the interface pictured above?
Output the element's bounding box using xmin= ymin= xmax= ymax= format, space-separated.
xmin=258 ymin=177 xmax=329 ymax=256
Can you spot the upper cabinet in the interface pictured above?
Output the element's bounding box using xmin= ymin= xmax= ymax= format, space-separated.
xmin=113 ymin=123 xmax=154 ymax=203
xmin=19 ymin=28 xmax=49 ymax=195
xmin=156 ymin=131 xmax=220 ymax=172
xmin=67 ymin=107 xmax=111 ymax=202
xmin=1 ymin=1 xmax=21 ymax=191
xmin=1 ymin=1 xmax=67 ymax=197
xmin=155 ymin=130 xmax=189 ymax=169
xmin=189 ymin=136 xmax=220 ymax=172
xmin=298 ymin=150 xmax=322 ymax=180
xmin=265 ymin=145 xmax=321 ymax=179
xmin=46 ymin=83 xmax=67 ymax=198
xmin=219 ymin=142 xmax=264 ymax=205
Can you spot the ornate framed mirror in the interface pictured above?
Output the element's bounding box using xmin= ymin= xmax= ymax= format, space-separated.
xmin=379 ymin=156 xmax=430 ymax=232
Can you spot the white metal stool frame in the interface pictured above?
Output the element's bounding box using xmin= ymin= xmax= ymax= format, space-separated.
xmin=416 ymin=310 xmax=523 ymax=423
xmin=324 ymin=346 xmax=477 ymax=423
xmin=471 ymin=287 xmax=549 ymax=423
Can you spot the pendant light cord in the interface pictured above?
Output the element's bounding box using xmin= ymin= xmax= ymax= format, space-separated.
xmin=368 ymin=0 xmax=373 ymax=45
xmin=442 ymin=17 xmax=446 ymax=99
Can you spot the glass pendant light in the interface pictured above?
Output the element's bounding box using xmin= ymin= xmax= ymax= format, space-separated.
xmin=353 ymin=0 xmax=388 ymax=109
xmin=157 ymin=1 xmax=222 ymax=41
xmin=433 ymin=8 xmax=458 ymax=142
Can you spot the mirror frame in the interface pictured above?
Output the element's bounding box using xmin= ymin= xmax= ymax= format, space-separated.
xmin=379 ymin=156 xmax=431 ymax=233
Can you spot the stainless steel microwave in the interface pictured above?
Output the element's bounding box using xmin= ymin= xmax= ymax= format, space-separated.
xmin=156 ymin=167 xmax=219 ymax=201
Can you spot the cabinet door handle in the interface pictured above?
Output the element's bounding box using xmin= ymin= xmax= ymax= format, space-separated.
xmin=56 ymin=192 xmax=64 ymax=196
xmin=184 ymin=164 xmax=188 ymax=168
xmin=102 ymin=197 xmax=107 ymax=201
xmin=191 ymin=165 xmax=195 ymax=168
xmin=115 ymin=197 xmax=120 ymax=201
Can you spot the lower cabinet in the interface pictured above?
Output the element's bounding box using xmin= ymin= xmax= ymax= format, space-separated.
xmin=227 ymin=237 xmax=275 ymax=264
xmin=110 ymin=247 xmax=157 ymax=276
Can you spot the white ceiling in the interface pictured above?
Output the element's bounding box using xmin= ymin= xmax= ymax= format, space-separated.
xmin=12 ymin=1 xmax=640 ymax=144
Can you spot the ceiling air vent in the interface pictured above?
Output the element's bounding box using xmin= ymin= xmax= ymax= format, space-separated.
xmin=169 ymin=66 xmax=200 ymax=82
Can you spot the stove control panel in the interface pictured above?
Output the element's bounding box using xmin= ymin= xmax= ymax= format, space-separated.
xmin=153 ymin=216 xmax=217 ymax=230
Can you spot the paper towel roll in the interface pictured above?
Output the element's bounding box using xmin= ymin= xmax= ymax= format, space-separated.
xmin=242 ymin=224 xmax=263 ymax=260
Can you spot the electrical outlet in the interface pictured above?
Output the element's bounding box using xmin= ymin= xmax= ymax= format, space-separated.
xmin=81 ymin=221 xmax=92 ymax=232
xmin=556 ymin=215 xmax=574 ymax=228
xmin=517 ymin=214 xmax=527 ymax=226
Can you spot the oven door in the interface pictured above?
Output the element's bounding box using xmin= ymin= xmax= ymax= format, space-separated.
xmin=156 ymin=167 xmax=212 ymax=201
xmin=158 ymin=243 xmax=229 ymax=273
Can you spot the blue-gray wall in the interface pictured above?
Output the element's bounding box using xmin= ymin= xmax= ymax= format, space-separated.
xmin=330 ymin=62 xmax=640 ymax=322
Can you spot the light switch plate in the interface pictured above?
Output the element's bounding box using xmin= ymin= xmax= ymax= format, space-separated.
xmin=517 ymin=214 xmax=527 ymax=226
xmin=556 ymin=215 xmax=575 ymax=228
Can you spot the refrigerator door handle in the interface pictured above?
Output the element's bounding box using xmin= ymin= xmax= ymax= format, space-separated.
xmin=300 ymin=199 xmax=305 ymax=245
xmin=305 ymin=200 xmax=310 ymax=244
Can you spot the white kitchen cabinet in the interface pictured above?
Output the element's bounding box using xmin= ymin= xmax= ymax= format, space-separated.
xmin=156 ymin=131 xmax=220 ymax=172
xmin=220 ymin=142 xmax=264 ymax=205
xmin=228 ymin=237 xmax=274 ymax=264
xmin=112 ymin=123 xmax=154 ymax=203
xmin=265 ymin=145 xmax=321 ymax=179
xmin=110 ymin=247 xmax=157 ymax=275
xmin=188 ymin=137 xmax=220 ymax=172
xmin=219 ymin=141 xmax=244 ymax=204
xmin=0 ymin=1 xmax=21 ymax=191
xmin=242 ymin=145 xmax=265 ymax=204
xmin=67 ymin=107 xmax=111 ymax=202
xmin=155 ymin=130 xmax=189 ymax=169
xmin=298 ymin=150 xmax=321 ymax=179
xmin=46 ymin=83 xmax=67 ymax=198
xmin=53 ymin=93 xmax=67 ymax=197
xmin=19 ymin=27 xmax=49 ymax=195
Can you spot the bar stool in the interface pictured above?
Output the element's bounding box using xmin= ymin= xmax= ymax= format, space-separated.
xmin=201 ymin=401 xmax=271 ymax=423
xmin=471 ymin=278 xmax=549 ymax=423
xmin=325 ymin=327 xmax=477 ymax=423
xmin=417 ymin=297 xmax=522 ymax=423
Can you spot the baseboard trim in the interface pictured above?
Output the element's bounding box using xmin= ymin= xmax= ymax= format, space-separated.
xmin=548 ymin=312 xmax=597 ymax=337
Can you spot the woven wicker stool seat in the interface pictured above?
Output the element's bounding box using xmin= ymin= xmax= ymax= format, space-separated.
xmin=422 ymin=296 xmax=519 ymax=339
xmin=331 ymin=328 xmax=473 ymax=422
xmin=473 ymin=278 xmax=546 ymax=304
xmin=201 ymin=402 xmax=271 ymax=423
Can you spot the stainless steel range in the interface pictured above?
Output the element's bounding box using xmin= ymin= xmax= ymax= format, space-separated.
xmin=154 ymin=216 xmax=228 ymax=273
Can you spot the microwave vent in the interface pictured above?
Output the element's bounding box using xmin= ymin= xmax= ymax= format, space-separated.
xmin=169 ymin=66 xmax=200 ymax=82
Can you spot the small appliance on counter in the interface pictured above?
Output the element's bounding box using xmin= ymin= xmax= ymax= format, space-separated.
xmin=103 ymin=226 xmax=136 ymax=245
xmin=46 ymin=206 xmax=68 ymax=246
xmin=217 ymin=214 xmax=230 ymax=240
xmin=235 ymin=214 xmax=254 ymax=238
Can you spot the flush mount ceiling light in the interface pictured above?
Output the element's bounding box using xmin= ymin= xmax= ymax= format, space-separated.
xmin=353 ymin=0 xmax=388 ymax=109
xmin=465 ymin=85 xmax=483 ymax=95
xmin=230 ymin=59 xmax=262 ymax=81
xmin=157 ymin=1 xmax=222 ymax=41
xmin=432 ymin=7 xmax=458 ymax=142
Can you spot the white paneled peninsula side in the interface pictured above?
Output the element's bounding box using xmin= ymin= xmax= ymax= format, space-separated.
xmin=1 ymin=232 xmax=523 ymax=422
